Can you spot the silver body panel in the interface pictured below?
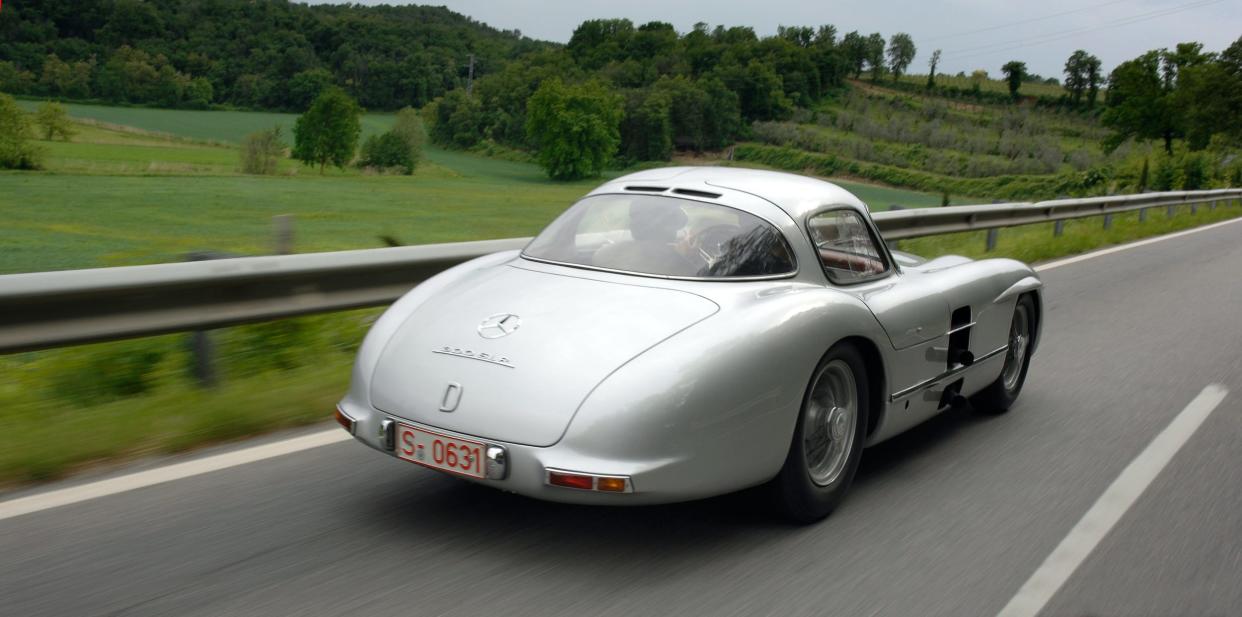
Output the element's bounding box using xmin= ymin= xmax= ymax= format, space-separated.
xmin=341 ymin=167 xmax=1042 ymax=504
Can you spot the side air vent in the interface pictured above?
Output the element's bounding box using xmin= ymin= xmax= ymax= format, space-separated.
xmin=671 ymin=188 xmax=722 ymax=199
xmin=624 ymin=185 xmax=669 ymax=192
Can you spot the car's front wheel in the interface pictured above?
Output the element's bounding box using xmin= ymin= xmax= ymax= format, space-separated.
xmin=773 ymin=342 xmax=869 ymax=523
xmin=971 ymin=294 xmax=1036 ymax=414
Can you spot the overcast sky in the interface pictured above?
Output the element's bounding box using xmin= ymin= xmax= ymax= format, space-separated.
xmin=316 ymin=0 xmax=1240 ymax=79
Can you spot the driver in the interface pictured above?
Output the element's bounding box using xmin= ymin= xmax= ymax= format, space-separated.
xmin=592 ymin=200 xmax=699 ymax=275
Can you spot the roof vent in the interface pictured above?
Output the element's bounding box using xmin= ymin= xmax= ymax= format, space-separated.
xmin=671 ymin=188 xmax=722 ymax=199
xmin=624 ymin=185 xmax=669 ymax=192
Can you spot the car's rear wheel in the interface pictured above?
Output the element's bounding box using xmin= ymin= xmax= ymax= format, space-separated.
xmin=773 ymin=342 xmax=869 ymax=523
xmin=971 ymin=294 xmax=1036 ymax=414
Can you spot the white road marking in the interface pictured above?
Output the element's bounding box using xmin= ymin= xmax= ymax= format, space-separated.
xmin=995 ymin=384 xmax=1229 ymax=617
xmin=2 ymin=211 xmax=1237 ymax=521
xmin=0 ymin=429 xmax=350 ymax=522
xmin=1034 ymin=215 xmax=1242 ymax=272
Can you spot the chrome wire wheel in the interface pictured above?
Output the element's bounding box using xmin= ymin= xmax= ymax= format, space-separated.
xmin=1001 ymin=304 xmax=1031 ymax=391
xmin=802 ymin=359 xmax=859 ymax=487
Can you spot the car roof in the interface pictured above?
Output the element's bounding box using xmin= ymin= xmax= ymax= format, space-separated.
xmin=588 ymin=166 xmax=871 ymax=221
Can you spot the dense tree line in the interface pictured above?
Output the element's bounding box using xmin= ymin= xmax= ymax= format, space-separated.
xmin=424 ymin=19 xmax=899 ymax=177
xmin=1103 ymin=40 xmax=1242 ymax=153
xmin=0 ymin=0 xmax=547 ymax=110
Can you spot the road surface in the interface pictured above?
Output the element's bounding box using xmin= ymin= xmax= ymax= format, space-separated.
xmin=3 ymin=219 xmax=1241 ymax=617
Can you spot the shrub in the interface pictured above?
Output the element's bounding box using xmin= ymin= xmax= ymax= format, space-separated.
xmin=240 ymin=126 xmax=285 ymax=175
xmin=0 ymin=93 xmax=42 ymax=169
xmin=358 ymin=131 xmax=415 ymax=174
xmin=1181 ymin=153 xmax=1208 ymax=190
xmin=390 ymin=107 xmax=426 ymax=155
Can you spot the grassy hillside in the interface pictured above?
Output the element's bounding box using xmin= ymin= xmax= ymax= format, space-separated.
xmin=736 ymin=80 xmax=1154 ymax=200
xmin=898 ymin=73 xmax=1066 ymax=98
xmin=0 ymin=104 xmax=958 ymax=275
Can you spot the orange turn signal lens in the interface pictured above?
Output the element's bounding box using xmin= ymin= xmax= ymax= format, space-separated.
xmin=596 ymin=477 xmax=627 ymax=492
xmin=547 ymin=470 xmax=631 ymax=492
xmin=334 ymin=406 xmax=354 ymax=434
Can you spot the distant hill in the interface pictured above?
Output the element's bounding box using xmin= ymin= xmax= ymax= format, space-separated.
xmin=0 ymin=0 xmax=551 ymax=111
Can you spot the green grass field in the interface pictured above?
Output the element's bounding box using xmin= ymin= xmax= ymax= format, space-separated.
xmin=898 ymin=73 xmax=1067 ymax=98
xmin=2 ymin=102 xmax=1239 ymax=489
xmin=0 ymin=104 xmax=955 ymax=275
xmin=14 ymin=99 xmax=396 ymax=143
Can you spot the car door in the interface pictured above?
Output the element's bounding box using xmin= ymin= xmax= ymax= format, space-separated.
xmin=806 ymin=208 xmax=951 ymax=412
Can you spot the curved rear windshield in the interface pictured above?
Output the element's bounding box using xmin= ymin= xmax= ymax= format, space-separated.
xmin=523 ymin=194 xmax=796 ymax=278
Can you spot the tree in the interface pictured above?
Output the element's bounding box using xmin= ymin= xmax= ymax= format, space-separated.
xmin=620 ymin=89 xmax=672 ymax=161
xmin=841 ymin=31 xmax=867 ymax=78
xmin=1063 ymin=50 xmax=1091 ymax=105
xmin=1001 ymin=61 xmax=1027 ymax=100
xmin=38 ymin=55 xmax=93 ymax=99
xmin=1084 ymin=55 xmax=1103 ymax=108
xmin=887 ymin=33 xmax=916 ymax=80
xmin=0 ymin=93 xmax=42 ymax=170
xmin=240 ymin=126 xmax=285 ymax=175
xmin=0 ymin=61 xmax=37 ymax=95
xmin=34 ymin=102 xmax=76 ymax=141
xmin=424 ymin=89 xmax=483 ymax=148
xmin=292 ymin=87 xmax=362 ymax=173
xmin=1102 ymin=50 xmax=1179 ymax=153
xmin=525 ymin=79 xmax=622 ymax=180
xmin=865 ymin=33 xmax=886 ymax=81
xmin=927 ymin=49 xmax=942 ymax=88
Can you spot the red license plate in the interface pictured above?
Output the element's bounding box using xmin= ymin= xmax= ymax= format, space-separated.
xmin=395 ymin=424 xmax=487 ymax=479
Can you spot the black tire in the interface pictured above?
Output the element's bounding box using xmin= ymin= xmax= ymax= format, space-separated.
xmin=773 ymin=342 xmax=869 ymax=523
xmin=971 ymin=294 xmax=1036 ymax=414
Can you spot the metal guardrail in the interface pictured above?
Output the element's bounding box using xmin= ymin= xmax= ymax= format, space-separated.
xmin=874 ymin=189 xmax=1242 ymax=239
xmin=1 ymin=189 xmax=1240 ymax=354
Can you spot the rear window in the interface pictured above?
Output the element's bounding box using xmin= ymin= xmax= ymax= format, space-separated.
xmin=523 ymin=194 xmax=796 ymax=279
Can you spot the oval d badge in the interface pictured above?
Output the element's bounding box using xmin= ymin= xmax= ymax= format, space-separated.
xmin=439 ymin=382 xmax=463 ymax=412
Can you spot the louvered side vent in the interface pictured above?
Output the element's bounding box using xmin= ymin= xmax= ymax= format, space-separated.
xmin=624 ymin=186 xmax=669 ymax=192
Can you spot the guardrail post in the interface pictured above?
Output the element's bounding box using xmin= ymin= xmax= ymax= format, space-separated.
xmin=1103 ymin=213 xmax=1112 ymax=230
xmin=985 ymin=228 xmax=998 ymax=252
xmin=887 ymin=206 xmax=902 ymax=251
xmin=1138 ymin=208 xmax=1148 ymax=223
xmin=273 ymin=214 xmax=295 ymax=255
xmin=1053 ymin=219 xmax=1064 ymax=237
xmin=1167 ymin=204 xmax=1176 ymax=218
xmin=185 ymin=251 xmax=225 ymax=388
xmin=1210 ymin=200 xmax=1216 ymax=211
xmin=1191 ymin=202 xmax=1198 ymax=215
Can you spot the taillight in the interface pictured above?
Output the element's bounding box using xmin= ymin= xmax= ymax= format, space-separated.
xmin=546 ymin=469 xmax=631 ymax=492
xmin=548 ymin=471 xmax=594 ymax=490
xmin=334 ymin=406 xmax=355 ymax=434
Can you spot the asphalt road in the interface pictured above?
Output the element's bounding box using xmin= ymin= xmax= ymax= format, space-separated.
xmin=3 ymin=220 xmax=1242 ymax=617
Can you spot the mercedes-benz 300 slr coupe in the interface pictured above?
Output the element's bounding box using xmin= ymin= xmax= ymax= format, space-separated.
xmin=336 ymin=167 xmax=1042 ymax=521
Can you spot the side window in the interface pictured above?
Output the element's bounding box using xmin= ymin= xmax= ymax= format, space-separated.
xmin=807 ymin=209 xmax=888 ymax=284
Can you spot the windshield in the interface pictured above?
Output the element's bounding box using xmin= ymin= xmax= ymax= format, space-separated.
xmin=523 ymin=194 xmax=796 ymax=279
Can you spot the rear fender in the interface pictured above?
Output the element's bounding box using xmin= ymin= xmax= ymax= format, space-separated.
xmin=557 ymin=284 xmax=892 ymax=498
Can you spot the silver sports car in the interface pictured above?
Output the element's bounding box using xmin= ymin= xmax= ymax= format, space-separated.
xmin=336 ymin=167 xmax=1042 ymax=521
